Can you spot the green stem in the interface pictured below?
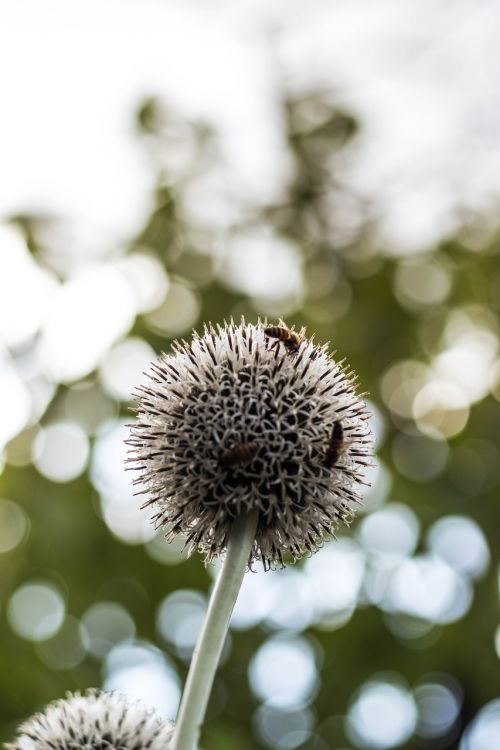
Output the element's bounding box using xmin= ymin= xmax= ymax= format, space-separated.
xmin=172 ymin=508 xmax=259 ymax=750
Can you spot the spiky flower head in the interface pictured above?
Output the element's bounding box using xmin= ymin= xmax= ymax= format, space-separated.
xmin=6 ymin=690 xmax=174 ymax=750
xmin=127 ymin=320 xmax=372 ymax=568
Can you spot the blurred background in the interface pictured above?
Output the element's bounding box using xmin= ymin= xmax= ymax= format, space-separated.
xmin=1 ymin=1 xmax=500 ymax=748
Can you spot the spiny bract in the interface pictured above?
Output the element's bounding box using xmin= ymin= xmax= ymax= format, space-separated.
xmin=6 ymin=690 xmax=174 ymax=750
xmin=127 ymin=320 xmax=372 ymax=568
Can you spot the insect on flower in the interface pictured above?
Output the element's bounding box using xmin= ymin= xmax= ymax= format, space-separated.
xmin=264 ymin=322 xmax=302 ymax=354
xmin=324 ymin=421 xmax=345 ymax=468
xmin=127 ymin=319 xmax=373 ymax=569
xmin=220 ymin=442 xmax=259 ymax=469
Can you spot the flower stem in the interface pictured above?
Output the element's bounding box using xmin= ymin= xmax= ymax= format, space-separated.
xmin=172 ymin=508 xmax=259 ymax=750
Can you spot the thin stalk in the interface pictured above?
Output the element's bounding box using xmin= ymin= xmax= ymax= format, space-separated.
xmin=172 ymin=508 xmax=259 ymax=750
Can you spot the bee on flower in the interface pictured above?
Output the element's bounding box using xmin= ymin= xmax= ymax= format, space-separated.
xmin=127 ymin=319 xmax=373 ymax=569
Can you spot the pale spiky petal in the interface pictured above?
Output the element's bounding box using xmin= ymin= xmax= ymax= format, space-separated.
xmin=127 ymin=320 xmax=373 ymax=568
xmin=6 ymin=690 xmax=174 ymax=750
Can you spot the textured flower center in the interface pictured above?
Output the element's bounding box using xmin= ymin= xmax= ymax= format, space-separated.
xmin=178 ymin=362 xmax=317 ymax=517
xmin=128 ymin=321 xmax=372 ymax=567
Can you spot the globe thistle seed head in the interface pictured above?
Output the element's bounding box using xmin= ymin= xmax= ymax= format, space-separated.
xmin=127 ymin=320 xmax=373 ymax=569
xmin=6 ymin=689 xmax=174 ymax=750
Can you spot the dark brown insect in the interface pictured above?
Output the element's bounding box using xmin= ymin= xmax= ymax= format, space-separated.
xmin=220 ymin=442 xmax=259 ymax=469
xmin=324 ymin=421 xmax=344 ymax=468
xmin=264 ymin=324 xmax=302 ymax=353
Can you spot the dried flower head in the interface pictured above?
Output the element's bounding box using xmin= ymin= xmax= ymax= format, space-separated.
xmin=6 ymin=690 xmax=174 ymax=750
xmin=127 ymin=320 xmax=372 ymax=568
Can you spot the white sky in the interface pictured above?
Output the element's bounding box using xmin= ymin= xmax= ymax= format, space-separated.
xmin=1 ymin=0 xmax=500 ymax=252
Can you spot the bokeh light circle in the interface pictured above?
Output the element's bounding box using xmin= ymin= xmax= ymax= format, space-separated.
xmin=33 ymin=421 xmax=89 ymax=482
xmin=394 ymin=256 xmax=451 ymax=311
xmin=358 ymin=504 xmax=419 ymax=561
xmin=427 ymin=515 xmax=489 ymax=580
xmin=254 ymin=704 xmax=314 ymax=750
xmin=305 ymin=540 xmax=365 ymax=629
xmin=100 ymin=336 xmax=156 ymax=402
xmin=145 ymin=531 xmax=188 ymax=566
xmin=156 ymin=590 xmax=207 ymax=660
xmin=41 ymin=264 xmax=136 ymax=383
xmin=414 ymin=679 xmax=461 ymax=739
xmin=0 ymin=367 xmax=31 ymax=451
xmin=346 ymin=679 xmax=417 ymax=749
xmin=249 ymin=635 xmax=318 ymax=710
xmin=36 ymin=615 xmax=87 ymax=670
xmin=80 ymin=601 xmax=136 ymax=658
xmin=0 ymin=498 xmax=29 ymax=553
xmin=264 ymin=568 xmax=315 ymax=632
xmin=460 ymin=699 xmax=500 ymax=750
xmin=388 ymin=554 xmax=472 ymax=624
xmin=116 ymin=252 xmax=169 ymax=314
xmin=230 ymin=566 xmax=280 ymax=631
xmin=413 ymin=381 xmax=469 ymax=439
xmin=145 ymin=280 xmax=200 ymax=337
xmin=91 ymin=420 xmax=156 ymax=544
xmin=103 ymin=640 xmax=180 ymax=719
xmin=7 ymin=581 xmax=65 ymax=641
xmin=391 ymin=433 xmax=448 ymax=482
xmin=0 ymin=226 xmax=58 ymax=348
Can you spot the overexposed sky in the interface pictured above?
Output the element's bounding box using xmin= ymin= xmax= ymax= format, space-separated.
xmin=1 ymin=0 xmax=500 ymax=252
